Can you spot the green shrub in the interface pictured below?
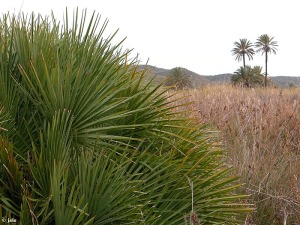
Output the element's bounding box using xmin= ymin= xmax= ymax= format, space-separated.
xmin=0 ymin=9 xmax=250 ymax=224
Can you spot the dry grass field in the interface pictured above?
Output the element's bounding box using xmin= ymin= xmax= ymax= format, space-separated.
xmin=172 ymin=85 xmax=300 ymax=224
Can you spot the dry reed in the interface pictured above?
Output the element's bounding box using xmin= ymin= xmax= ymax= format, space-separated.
xmin=172 ymin=85 xmax=300 ymax=224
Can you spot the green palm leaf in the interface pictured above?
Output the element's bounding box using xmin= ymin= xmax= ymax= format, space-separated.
xmin=232 ymin=38 xmax=255 ymax=68
xmin=165 ymin=67 xmax=192 ymax=90
xmin=0 ymin=9 xmax=251 ymax=224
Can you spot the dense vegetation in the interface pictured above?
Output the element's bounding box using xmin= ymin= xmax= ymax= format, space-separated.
xmin=175 ymin=85 xmax=300 ymax=225
xmin=0 ymin=10 xmax=250 ymax=224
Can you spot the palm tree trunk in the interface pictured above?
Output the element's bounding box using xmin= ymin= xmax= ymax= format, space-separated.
xmin=264 ymin=52 xmax=268 ymax=87
xmin=243 ymin=54 xmax=246 ymax=69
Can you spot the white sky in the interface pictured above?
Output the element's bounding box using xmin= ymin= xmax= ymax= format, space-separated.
xmin=1 ymin=0 xmax=299 ymax=76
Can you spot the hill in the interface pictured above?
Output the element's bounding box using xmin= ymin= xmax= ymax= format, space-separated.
xmin=271 ymin=76 xmax=300 ymax=87
xmin=138 ymin=65 xmax=209 ymax=87
xmin=138 ymin=65 xmax=300 ymax=88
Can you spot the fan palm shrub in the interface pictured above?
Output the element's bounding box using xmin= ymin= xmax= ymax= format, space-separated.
xmin=231 ymin=66 xmax=264 ymax=87
xmin=165 ymin=67 xmax=192 ymax=90
xmin=0 ymin=9 xmax=251 ymax=224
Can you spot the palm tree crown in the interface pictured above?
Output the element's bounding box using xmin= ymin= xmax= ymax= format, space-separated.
xmin=255 ymin=34 xmax=278 ymax=55
xmin=255 ymin=34 xmax=278 ymax=87
xmin=232 ymin=38 xmax=255 ymax=68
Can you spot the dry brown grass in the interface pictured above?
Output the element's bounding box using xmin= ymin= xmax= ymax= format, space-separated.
xmin=172 ymin=85 xmax=300 ymax=224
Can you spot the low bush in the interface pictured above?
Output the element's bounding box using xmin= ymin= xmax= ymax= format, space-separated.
xmin=0 ymin=11 xmax=249 ymax=224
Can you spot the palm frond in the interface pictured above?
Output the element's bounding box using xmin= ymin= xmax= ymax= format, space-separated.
xmin=232 ymin=39 xmax=255 ymax=66
xmin=0 ymin=9 xmax=251 ymax=224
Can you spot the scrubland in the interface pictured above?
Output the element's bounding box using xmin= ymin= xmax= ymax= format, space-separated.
xmin=173 ymin=85 xmax=300 ymax=224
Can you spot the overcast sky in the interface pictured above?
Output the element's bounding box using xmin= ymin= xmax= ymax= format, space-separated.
xmin=1 ymin=0 xmax=299 ymax=76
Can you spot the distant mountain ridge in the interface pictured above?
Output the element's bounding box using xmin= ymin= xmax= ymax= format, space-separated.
xmin=138 ymin=65 xmax=209 ymax=87
xmin=138 ymin=65 xmax=300 ymax=88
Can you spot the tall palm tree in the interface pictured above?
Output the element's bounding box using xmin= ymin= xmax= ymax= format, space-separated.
xmin=255 ymin=34 xmax=278 ymax=87
xmin=165 ymin=67 xmax=192 ymax=89
xmin=232 ymin=39 xmax=255 ymax=68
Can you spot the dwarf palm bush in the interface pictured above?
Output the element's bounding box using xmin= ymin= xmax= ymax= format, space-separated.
xmin=231 ymin=66 xmax=264 ymax=87
xmin=165 ymin=67 xmax=192 ymax=90
xmin=0 ymin=10 xmax=250 ymax=224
